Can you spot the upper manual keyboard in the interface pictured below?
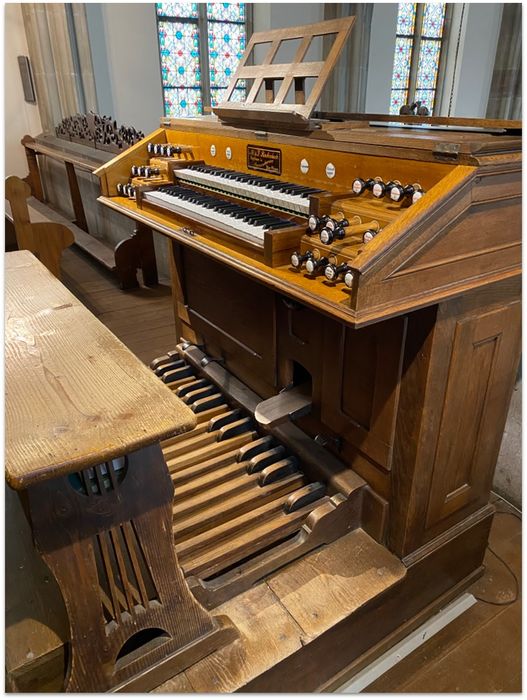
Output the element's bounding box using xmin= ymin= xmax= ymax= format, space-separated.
xmin=175 ymin=164 xmax=323 ymax=216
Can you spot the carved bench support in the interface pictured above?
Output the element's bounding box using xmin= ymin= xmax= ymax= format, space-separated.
xmin=24 ymin=443 xmax=236 ymax=692
xmin=114 ymin=223 xmax=159 ymax=290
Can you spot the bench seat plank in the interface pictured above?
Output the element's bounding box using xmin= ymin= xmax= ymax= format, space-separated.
xmin=5 ymin=250 xmax=195 ymax=490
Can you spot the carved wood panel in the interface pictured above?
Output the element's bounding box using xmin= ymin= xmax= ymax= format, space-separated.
xmin=181 ymin=248 xmax=277 ymax=396
xmin=320 ymin=316 xmax=407 ymax=470
xmin=425 ymin=301 xmax=521 ymax=529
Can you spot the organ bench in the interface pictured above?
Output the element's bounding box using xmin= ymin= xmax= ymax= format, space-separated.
xmin=5 ymin=251 xmax=236 ymax=692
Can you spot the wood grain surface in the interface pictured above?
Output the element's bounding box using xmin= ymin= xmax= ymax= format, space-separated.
xmin=5 ymin=251 xmax=196 ymax=490
xmin=154 ymin=529 xmax=405 ymax=693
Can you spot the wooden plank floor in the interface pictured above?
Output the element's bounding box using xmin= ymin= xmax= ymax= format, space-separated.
xmin=60 ymin=248 xmax=522 ymax=692
xmin=60 ymin=246 xmax=177 ymax=364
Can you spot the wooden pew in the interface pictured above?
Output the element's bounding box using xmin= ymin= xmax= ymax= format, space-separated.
xmin=21 ymin=133 xmax=159 ymax=289
xmin=5 ymin=176 xmax=74 ymax=279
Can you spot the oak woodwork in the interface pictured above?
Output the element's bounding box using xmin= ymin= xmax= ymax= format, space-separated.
xmin=20 ymin=133 xmax=159 ymax=288
xmin=16 ymin=47 xmax=522 ymax=690
xmin=5 ymin=176 xmax=74 ymax=279
xmin=5 ymin=251 xmax=236 ymax=692
xmin=5 ymin=251 xmax=195 ymax=490
xmin=215 ymin=17 xmax=355 ymax=126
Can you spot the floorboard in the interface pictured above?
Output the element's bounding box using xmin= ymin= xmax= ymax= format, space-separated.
xmin=60 ymin=247 xmax=177 ymax=364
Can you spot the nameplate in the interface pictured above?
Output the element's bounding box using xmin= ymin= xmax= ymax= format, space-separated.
xmin=247 ymin=145 xmax=282 ymax=175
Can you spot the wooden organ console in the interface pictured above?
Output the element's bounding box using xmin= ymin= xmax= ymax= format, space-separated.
xmin=7 ymin=19 xmax=521 ymax=693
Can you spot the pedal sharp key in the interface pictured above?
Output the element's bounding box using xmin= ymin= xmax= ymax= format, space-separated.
xmin=161 ymin=365 xmax=194 ymax=383
xmin=154 ymin=358 xmax=186 ymax=376
xmin=218 ymin=417 xmax=253 ymax=440
xmin=191 ymin=393 xmax=224 ymax=414
xmin=150 ymin=349 xmax=179 ymax=371
xmin=283 ymin=482 xmax=326 ymax=513
xmin=208 ymin=409 xmax=241 ymax=432
xmin=237 ymin=435 xmax=274 ymax=463
xmin=258 ymin=457 xmax=300 ymax=486
xmin=247 ymin=445 xmax=286 ymax=474
xmin=176 ymin=377 xmax=210 ymax=398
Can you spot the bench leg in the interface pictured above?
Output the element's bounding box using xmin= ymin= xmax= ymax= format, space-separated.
xmin=24 ymin=443 xmax=237 ymax=692
xmin=114 ymin=225 xmax=159 ymax=290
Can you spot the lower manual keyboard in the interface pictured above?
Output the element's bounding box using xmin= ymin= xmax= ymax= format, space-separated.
xmin=144 ymin=185 xmax=298 ymax=246
xmin=151 ymin=348 xmax=362 ymax=608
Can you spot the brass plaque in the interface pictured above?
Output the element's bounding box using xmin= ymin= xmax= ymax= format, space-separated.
xmin=247 ymin=145 xmax=282 ymax=175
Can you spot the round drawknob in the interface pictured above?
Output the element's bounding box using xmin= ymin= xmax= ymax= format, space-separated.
xmin=389 ymin=181 xmax=405 ymax=202
xmin=291 ymin=250 xmax=313 ymax=269
xmin=344 ymin=270 xmax=354 ymax=288
xmin=166 ymin=145 xmax=182 ymax=157
xmin=147 ymin=142 xmax=155 ymax=154
xmin=363 ymin=229 xmax=378 ymax=243
xmin=411 ymin=184 xmax=425 ymax=204
xmin=352 ymin=178 xmax=374 ymax=195
xmin=372 ymin=178 xmax=387 ymax=198
xmin=307 ymin=214 xmax=331 ymax=233
xmin=116 ymin=183 xmax=124 ymax=195
xmin=320 ymin=225 xmax=346 ymax=245
xmin=324 ymin=263 xmax=352 ymax=282
xmin=305 ymin=256 xmax=328 ymax=275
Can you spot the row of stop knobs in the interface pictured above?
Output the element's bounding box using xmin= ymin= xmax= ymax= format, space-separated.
xmin=307 ymin=214 xmax=380 ymax=244
xmin=291 ymin=251 xmax=354 ymax=287
xmin=352 ymin=177 xmax=424 ymax=203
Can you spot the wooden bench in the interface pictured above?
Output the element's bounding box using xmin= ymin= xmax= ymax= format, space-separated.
xmin=20 ymin=134 xmax=158 ymax=289
xmin=5 ymin=188 xmax=116 ymax=271
xmin=5 ymin=251 xmax=235 ymax=692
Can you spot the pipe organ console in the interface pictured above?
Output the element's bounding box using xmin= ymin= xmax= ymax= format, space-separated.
xmin=9 ymin=19 xmax=521 ymax=693
xmin=91 ymin=110 xmax=521 ymax=690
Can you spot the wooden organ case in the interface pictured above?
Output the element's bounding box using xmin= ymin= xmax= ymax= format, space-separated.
xmin=12 ymin=19 xmax=520 ymax=692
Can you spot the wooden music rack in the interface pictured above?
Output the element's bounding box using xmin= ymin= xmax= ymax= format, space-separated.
xmin=213 ymin=17 xmax=355 ymax=128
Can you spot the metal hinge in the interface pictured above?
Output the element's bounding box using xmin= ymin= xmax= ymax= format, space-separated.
xmin=433 ymin=142 xmax=461 ymax=159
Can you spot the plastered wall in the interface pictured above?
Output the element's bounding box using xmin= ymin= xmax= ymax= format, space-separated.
xmin=4 ymin=3 xmax=42 ymax=177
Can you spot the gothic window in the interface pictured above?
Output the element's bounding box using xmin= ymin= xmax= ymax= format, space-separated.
xmin=390 ymin=3 xmax=447 ymax=115
xmin=156 ymin=2 xmax=246 ymax=118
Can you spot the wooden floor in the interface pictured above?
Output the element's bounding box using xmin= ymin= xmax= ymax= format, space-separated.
xmin=59 ymin=247 xmax=521 ymax=693
xmin=61 ymin=246 xmax=178 ymax=364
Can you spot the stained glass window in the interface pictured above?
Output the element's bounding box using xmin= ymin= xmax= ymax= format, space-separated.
xmin=157 ymin=3 xmax=199 ymax=19
xmin=421 ymin=3 xmax=446 ymax=38
xmin=157 ymin=3 xmax=246 ymax=118
xmin=158 ymin=22 xmax=201 ymax=88
xmin=396 ymin=3 xmax=416 ymax=36
xmin=207 ymin=2 xmax=245 ymax=22
xmin=389 ymin=3 xmax=447 ymax=115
